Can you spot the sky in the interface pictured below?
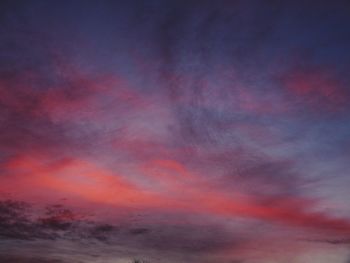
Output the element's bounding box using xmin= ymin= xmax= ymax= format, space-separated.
xmin=1 ymin=0 xmax=350 ymax=262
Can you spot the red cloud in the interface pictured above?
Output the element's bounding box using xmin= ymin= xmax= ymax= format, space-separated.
xmin=281 ymin=66 xmax=348 ymax=112
xmin=2 ymin=155 xmax=350 ymax=235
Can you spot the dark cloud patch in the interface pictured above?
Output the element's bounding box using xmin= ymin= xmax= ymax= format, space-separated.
xmin=0 ymin=255 xmax=65 ymax=263
xmin=0 ymin=199 xmax=29 ymax=223
xmin=0 ymin=199 xmax=38 ymax=240
xmin=132 ymin=260 xmax=150 ymax=263
xmin=306 ymin=238 xmax=350 ymax=245
xmin=88 ymin=223 xmax=117 ymax=242
xmin=0 ymin=200 xmax=89 ymax=241
xmin=130 ymin=228 xmax=150 ymax=235
xmin=0 ymin=199 xmax=243 ymax=255
xmin=39 ymin=204 xmax=77 ymax=231
xmin=125 ymin=224 xmax=242 ymax=254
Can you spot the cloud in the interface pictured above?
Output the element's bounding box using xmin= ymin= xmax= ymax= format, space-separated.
xmin=1 ymin=1 xmax=350 ymax=262
xmin=3 ymin=153 xmax=350 ymax=236
xmin=0 ymin=256 xmax=65 ymax=263
xmin=278 ymin=64 xmax=349 ymax=113
xmin=0 ymin=199 xmax=242 ymax=256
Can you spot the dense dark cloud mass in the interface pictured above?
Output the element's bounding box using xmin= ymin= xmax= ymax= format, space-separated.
xmin=1 ymin=1 xmax=350 ymax=262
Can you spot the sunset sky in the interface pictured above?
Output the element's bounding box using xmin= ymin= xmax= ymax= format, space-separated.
xmin=1 ymin=1 xmax=350 ymax=262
